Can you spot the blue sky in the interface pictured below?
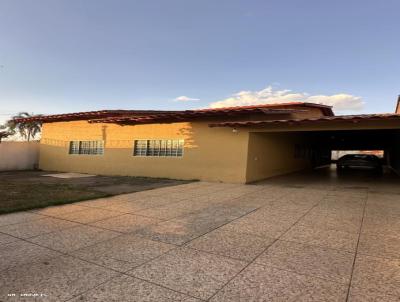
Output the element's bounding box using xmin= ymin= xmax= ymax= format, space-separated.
xmin=0 ymin=0 xmax=399 ymax=123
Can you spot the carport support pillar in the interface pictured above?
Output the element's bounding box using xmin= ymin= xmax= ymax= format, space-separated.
xmin=388 ymin=131 xmax=400 ymax=175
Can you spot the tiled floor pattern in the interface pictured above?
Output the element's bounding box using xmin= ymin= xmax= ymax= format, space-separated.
xmin=0 ymin=175 xmax=399 ymax=301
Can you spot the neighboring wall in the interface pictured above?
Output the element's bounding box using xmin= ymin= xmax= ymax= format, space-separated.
xmin=39 ymin=121 xmax=249 ymax=183
xmin=245 ymin=132 xmax=312 ymax=183
xmin=0 ymin=141 xmax=40 ymax=171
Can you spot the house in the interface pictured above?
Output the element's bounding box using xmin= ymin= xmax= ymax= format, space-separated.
xmin=14 ymin=101 xmax=400 ymax=183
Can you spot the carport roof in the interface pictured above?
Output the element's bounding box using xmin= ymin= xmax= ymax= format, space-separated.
xmin=209 ymin=113 xmax=400 ymax=127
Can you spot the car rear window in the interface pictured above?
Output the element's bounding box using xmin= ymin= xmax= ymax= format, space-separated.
xmin=341 ymin=154 xmax=378 ymax=160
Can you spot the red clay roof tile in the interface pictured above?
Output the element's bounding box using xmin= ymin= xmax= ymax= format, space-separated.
xmin=12 ymin=102 xmax=334 ymax=123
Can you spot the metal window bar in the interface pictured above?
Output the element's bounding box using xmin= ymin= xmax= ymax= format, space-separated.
xmin=133 ymin=140 xmax=147 ymax=156
xmin=69 ymin=141 xmax=80 ymax=154
xmin=133 ymin=139 xmax=183 ymax=157
xmin=69 ymin=140 xmax=104 ymax=155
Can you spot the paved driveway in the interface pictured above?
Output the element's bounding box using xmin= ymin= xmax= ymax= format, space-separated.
xmin=1 ymin=168 xmax=399 ymax=301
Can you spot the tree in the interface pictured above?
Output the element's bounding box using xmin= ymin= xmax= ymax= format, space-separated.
xmin=0 ymin=131 xmax=10 ymax=143
xmin=7 ymin=112 xmax=43 ymax=141
xmin=0 ymin=124 xmax=14 ymax=143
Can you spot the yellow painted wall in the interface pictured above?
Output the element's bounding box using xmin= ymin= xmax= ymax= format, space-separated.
xmin=245 ymin=132 xmax=312 ymax=183
xmin=39 ymin=120 xmax=250 ymax=183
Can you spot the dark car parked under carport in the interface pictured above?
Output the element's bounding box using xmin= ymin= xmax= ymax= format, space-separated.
xmin=337 ymin=154 xmax=383 ymax=173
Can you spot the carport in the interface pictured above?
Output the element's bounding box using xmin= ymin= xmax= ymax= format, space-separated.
xmin=210 ymin=113 xmax=400 ymax=183
xmin=298 ymin=129 xmax=399 ymax=167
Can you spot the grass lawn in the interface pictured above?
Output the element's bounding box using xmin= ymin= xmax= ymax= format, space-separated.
xmin=1 ymin=182 xmax=110 ymax=214
xmin=0 ymin=171 xmax=190 ymax=214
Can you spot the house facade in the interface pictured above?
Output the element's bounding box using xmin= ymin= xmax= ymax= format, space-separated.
xmin=16 ymin=102 xmax=400 ymax=183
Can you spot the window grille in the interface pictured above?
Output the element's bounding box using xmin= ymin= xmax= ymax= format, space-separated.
xmin=133 ymin=139 xmax=184 ymax=157
xmin=69 ymin=141 xmax=80 ymax=154
xmin=69 ymin=141 xmax=104 ymax=155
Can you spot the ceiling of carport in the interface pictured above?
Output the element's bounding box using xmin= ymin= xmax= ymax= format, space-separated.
xmin=304 ymin=129 xmax=399 ymax=150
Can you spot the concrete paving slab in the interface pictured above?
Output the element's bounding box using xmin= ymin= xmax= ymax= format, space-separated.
xmin=282 ymin=225 xmax=359 ymax=252
xmin=89 ymin=213 xmax=161 ymax=233
xmin=240 ymin=190 xmax=286 ymax=202
xmin=220 ymin=214 xmax=295 ymax=239
xmin=298 ymin=211 xmax=362 ymax=233
xmin=82 ymin=195 xmax=180 ymax=213
xmin=222 ymin=195 xmax=276 ymax=208
xmin=364 ymin=204 xmax=400 ymax=218
xmin=116 ymin=191 xmax=182 ymax=202
xmin=249 ymin=205 xmax=310 ymax=220
xmin=210 ymin=263 xmax=348 ymax=302
xmin=43 ymin=172 xmax=96 ymax=178
xmin=328 ymin=190 xmax=368 ymax=199
xmin=279 ymin=194 xmax=325 ymax=206
xmin=71 ymin=234 xmax=175 ymax=272
xmin=186 ymin=228 xmax=275 ymax=262
xmin=136 ymin=218 xmax=212 ymax=245
xmin=308 ymin=203 xmax=364 ymax=218
xmin=27 ymin=225 xmax=120 ymax=253
xmin=361 ymin=215 xmax=400 ymax=238
xmin=137 ymin=204 xmax=255 ymax=245
xmin=255 ymin=240 xmax=354 ymax=284
xmin=31 ymin=204 xmax=88 ymax=218
xmin=367 ymin=192 xmax=400 ymax=203
xmin=129 ymin=247 xmax=247 ymax=300
xmin=352 ymin=254 xmax=400 ymax=297
xmin=134 ymin=203 xmax=199 ymax=220
xmin=0 ymin=240 xmax=61 ymax=272
xmin=317 ymin=197 xmax=365 ymax=212
xmin=186 ymin=193 xmax=242 ymax=204
xmin=0 ymin=255 xmax=119 ymax=302
xmin=358 ymin=233 xmax=400 ymax=259
xmin=164 ymin=186 xmax=227 ymax=200
xmin=0 ymin=217 xmax=79 ymax=239
xmin=98 ymin=199 xmax=173 ymax=213
xmin=348 ymin=286 xmax=400 ymax=302
xmin=54 ymin=207 xmax=124 ymax=224
xmin=74 ymin=197 xmax=130 ymax=209
xmin=0 ymin=232 xmax=19 ymax=245
xmin=69 ymin=275 xmax=201 ymax=302
xmin=0 ymin=211 xmax=43 ymax=227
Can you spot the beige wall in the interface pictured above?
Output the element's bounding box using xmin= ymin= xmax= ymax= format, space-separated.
xmin=0 ymin=141 xmax=40 ymax=171
xmin=245 ymin=132 xmax=311 ymax=183
xmin=39 ymin=121 xmax=250 ymax=183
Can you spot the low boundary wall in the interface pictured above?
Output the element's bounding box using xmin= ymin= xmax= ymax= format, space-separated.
xmin=0 ymin=141 xmax=39 ymax=171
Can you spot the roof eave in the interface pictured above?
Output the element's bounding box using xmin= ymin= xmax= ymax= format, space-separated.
xmin=209 ymin=114 xmax=400 ymax=128
xmin=89 ymin=109 xmax=304 ymax=125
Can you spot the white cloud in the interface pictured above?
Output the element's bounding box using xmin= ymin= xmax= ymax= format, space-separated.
xmin=174 ymin=96 xmax=200 ymax=102
xmin=209 ymin=86 xmax=364 ymax=112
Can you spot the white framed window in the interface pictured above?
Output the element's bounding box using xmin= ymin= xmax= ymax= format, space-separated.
xmin=133 ymin=139 xmax=184 ymax=157
xmin=69 ymin=141 xmax=104 ymax=155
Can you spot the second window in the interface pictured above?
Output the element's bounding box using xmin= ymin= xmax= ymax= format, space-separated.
xmin=133 ymin=139 xmax=184 ymax=157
